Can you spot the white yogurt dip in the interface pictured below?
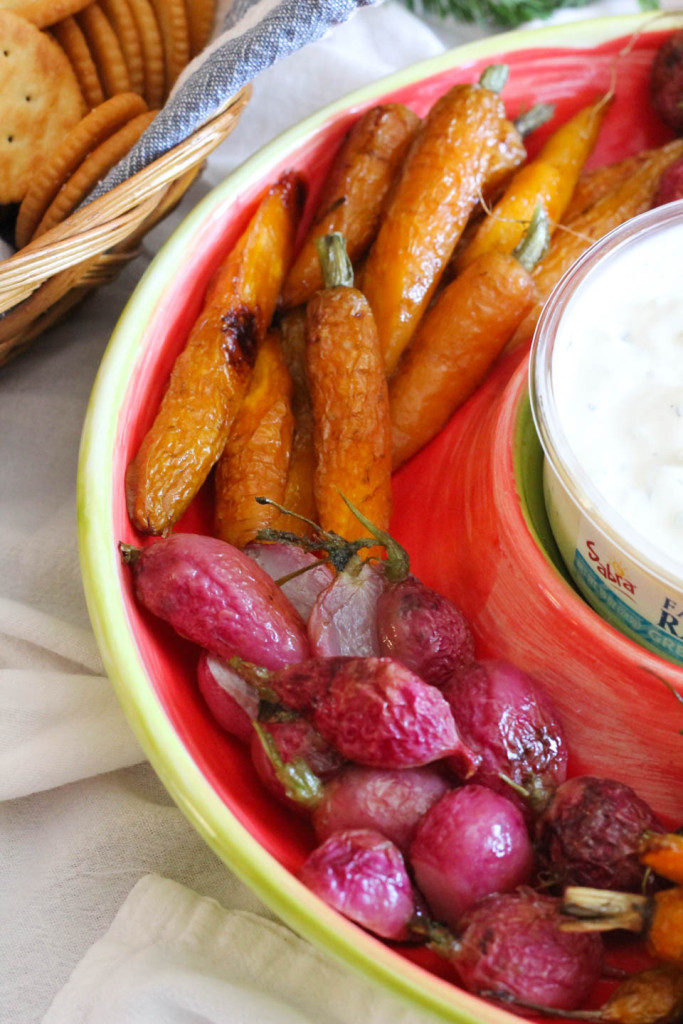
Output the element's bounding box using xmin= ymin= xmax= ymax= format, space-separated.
xmin=551 ymin=219 xmax=683 ymax=572
xmin=530 ymin=199 xmax=683 ymax=664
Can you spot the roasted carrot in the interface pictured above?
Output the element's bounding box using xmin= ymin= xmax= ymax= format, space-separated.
xmin=306 ymin=233 xmax=392 ymax=544
xmin=509 ymin=137 xmax=683 ymax=348
xmin=361 ymin=72 xmax=526 ymax=375
xmin=268 ymin=307 xmax=318 ymax=536
xmin=559 ymin=141 xmax=682 ymax=224
xmin=496 ymin=964 xmax=683 ymax=1024
xmin=125 ymin=171 xmax=303 ymax=535
xmin=456 ymin=97 xmax=608 ymax=270
xmin=640 ymin=832 xmax=683 ymax=887
xmin=390 ymin=208 xmax=547 ymax=469
xmin=213 ymin=328 xmax=294 ymax=549
xmin=281 ymin=103 xmax=420 ymax=309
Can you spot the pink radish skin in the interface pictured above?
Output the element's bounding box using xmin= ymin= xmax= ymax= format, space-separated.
xmin=312 ymin=764 xmax=451 ymax=852
xmin=233 ymin=655 xmax=475 ymax=770
xmin=243 ymin=540 xmax=333 ymax=621
xmin=123 ymin=533 xmax=310 ymax=669
xmin=291 ymin=657 xmax=476 ymax=771
xmin=442 ymin=659 xmax=567 ymax=816
xmin=308 ymin=562 xmax=384 ymax=657
xmin=376 ymin=575 xmax=475 ymax=688
xmin=197 ymin=651 xmax=258 ymax=743
xmin=450 ymin=889 xmax=604 ymax=1010
xmin=409 ymin=785 xmax=534 ymax=928
xmin=298 ymin=829 xmax=418 ymax=941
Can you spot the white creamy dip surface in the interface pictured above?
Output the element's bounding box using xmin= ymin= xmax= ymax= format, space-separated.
xmin=551 ymin=220 xmax=683 ymax=574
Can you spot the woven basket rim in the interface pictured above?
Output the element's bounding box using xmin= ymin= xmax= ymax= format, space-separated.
xmin=0 ymin=85 xmax=251 ymax=317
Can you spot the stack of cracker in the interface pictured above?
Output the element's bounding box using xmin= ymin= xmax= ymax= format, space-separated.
xmin=0 ymin=0 xmax=216 ymax=250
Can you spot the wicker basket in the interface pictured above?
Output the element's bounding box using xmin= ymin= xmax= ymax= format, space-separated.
xmin=0 ymin=85 xmax=251 ymax=367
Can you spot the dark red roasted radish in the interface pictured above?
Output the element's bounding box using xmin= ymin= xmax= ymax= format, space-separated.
xmin=536 ymin=775 xmax=665 ymax=892
xmin=376 ymin=575 xmax=475 ymax=687
xmin=443 ymin=658 xmax=568 ymax=815
xmin=651 ymin=30 xmax=683 ymax=135
xmin=234 ymin=655 xmax=478 ymax=772
xmin=437 ymin=888 xmax=604 ymax=1011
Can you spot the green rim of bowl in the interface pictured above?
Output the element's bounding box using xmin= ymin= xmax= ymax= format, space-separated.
xmin=77 ymin=13 xmax=673 ymax=1022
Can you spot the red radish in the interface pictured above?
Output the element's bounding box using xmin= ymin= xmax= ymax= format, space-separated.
xmin=376 ymin=575 xmax=475 ymax=687
xmin=120 ymin=534 xmax=309 ymax=668
xmin=409 ymin=785 xmax=534 ymax=928
xmin=536 ymin=775 xmax=665 ymax=891
xmin=197 ymin=651 xmax=258 ymax=743
xmin=442 ymin=659 xmax=567 ymax=815
xmin=233 ymin=655 xmax=477 ymax=772
xmin=438 ymin=889 xmax=604 ymax=1010
xmin=308 ymin=561 xmax=384 ymax=656
xmin=250 ymin=718 xmax=345 ymax=811
xmin=312 ymin=764 xmax=451 ymax=852
xmin=243 ymin=540 xmax=333 ymax=621
xmin=651 ymin=30 xmax=683 ymax=135
xmin=298 ymin=829 xmax=419 ymax=941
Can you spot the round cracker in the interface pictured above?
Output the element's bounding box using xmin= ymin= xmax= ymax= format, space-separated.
xmin=0 ymin=0 xmax=92 ymax=29
xmin=99 ymin=0 xmax=144 ymax=96
xmin=16 ymin=91 xmax=147 ymax=247
xmin=52 ymin=16 xmax=105 ymax=109
xmin=148 ymin=0 xmax=189 ymax=94
xmin=77 ymin=2 xmax=131 ymax=98
xmin=0 ymin=10 xmax=86 ymax=204
xmin=34 ymin=108 xmax=157 ymax=239
xmin=126 ymin=0 xmax=163 ymax=108
xmin=186 ymin=0 xmax=215 ymax=57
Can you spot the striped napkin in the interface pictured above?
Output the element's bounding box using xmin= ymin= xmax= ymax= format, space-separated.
xmin=88 ymin=0 xmax=382 ymax=201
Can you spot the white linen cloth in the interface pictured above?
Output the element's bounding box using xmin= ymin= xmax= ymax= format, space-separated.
xmin=0 ymin=1 xmax=657 ymax=1021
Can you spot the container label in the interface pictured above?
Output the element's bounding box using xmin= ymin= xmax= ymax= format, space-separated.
xmin=573 ymin=532 xmax=683 ymax=663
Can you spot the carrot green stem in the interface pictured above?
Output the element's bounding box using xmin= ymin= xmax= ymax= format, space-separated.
xmin=514 ymin=102 xmax=556 ymax=137
xmin=316 ymin=232 xmax=354 ymax=289
xmin=254 ymin=495 xmax=410 ymax=579
xmin=479 ymin=64 xmax=509 ymax=93
xmin=513 ymin=201 xmax=551 ymax=272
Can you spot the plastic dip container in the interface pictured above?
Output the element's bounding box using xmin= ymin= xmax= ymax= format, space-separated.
xmin=529 ymin=199 xmax=683 ymax=664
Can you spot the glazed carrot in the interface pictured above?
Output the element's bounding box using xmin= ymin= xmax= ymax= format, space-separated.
xmin=126 ymin=171 xmax=303 ymax=535
xmin=281 ymin=103 xmax=420 ymax=309
xmin=509 ymin=137 xmax=683 ymax=348
xmin=389 ymin=209 xmax=545 ymax=469
xmin=361 ymin=73 xmax=526 ymax=375
xmin=648 ymin=888 xmax=683 ymax=966
xmin=640 ymin=832 xmax=683 ymax=886
xmin=268 ymin=307 xmax=318 ymax=536
xmin=598 ymin=965 xmax=683 ymax=1024
xmin=306 ymin=234 xmax=392 ymax=544
xmin=213 ymin=328 xmax=295 ymax=548
xmin=457 ymin=97 xmax=608 ymax=270
xmin=561 ymin=146 xmax=667 ymax=224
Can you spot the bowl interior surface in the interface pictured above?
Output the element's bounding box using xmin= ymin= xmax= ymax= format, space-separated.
xmin=79 ymin=15 xmax=683 ymax=1024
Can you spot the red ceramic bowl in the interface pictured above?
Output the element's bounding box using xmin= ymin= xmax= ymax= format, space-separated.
xmin=79 ymin=14 xmax=683 ymax=1024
